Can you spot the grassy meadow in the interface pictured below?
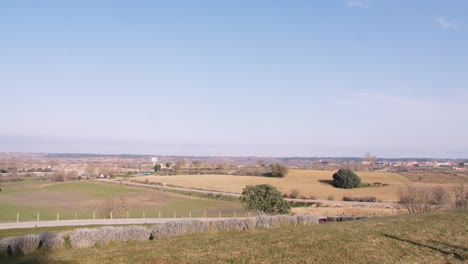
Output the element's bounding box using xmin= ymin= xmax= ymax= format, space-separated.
xmin=2 ymin=209 xmax=467 ymax=264
xmin=0 ymin=180 xmax=246 ymax=223
xmin=137 ymin=169 xmax=411 ymax=202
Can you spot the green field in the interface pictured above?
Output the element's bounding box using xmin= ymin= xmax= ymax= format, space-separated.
xmin=0 ymin=180 xmax=246 ymax=223
xmin=1 ymin=210 xmax=467 ymax=263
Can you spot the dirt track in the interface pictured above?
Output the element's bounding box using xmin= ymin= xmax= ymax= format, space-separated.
xmin=0 ymin=217 xmax=245 ymax=230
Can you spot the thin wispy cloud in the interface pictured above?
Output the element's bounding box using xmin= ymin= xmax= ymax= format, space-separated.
xmin=337 ymin=93 xmax=427 ymax=109
xmin=433 ymin=16 xmax=454 ymax=29
xmin=346 ymin=0 xmax=373 ymax=9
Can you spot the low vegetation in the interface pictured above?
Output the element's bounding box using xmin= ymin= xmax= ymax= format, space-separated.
xmin=0 ymin=215 xmax=320 ymax=256
xmin=239 ymin=185 xmax=290 ymax=214
xmin=342 ymin=196 xmax=377 ymax=202
xmin=0 ymin=181 xmax=246 ymax=223
xmin=137 ymin=169 xmax=409 ymax=202
xmin=399 ymin=183 xmax=468 ymax=213
xmin=271 ymin=164 xmax=289 ymax=178
xmin=332 ymin=169 xmax=362 ymax=189
xmin=1 ymin=210 xmax=466 ymax=263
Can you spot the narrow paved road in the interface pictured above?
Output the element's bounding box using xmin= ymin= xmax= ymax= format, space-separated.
xmin=97 ymin=179 xmax=404 ymax=207
xmin=0 ymin=217 xmax=246 ymax=230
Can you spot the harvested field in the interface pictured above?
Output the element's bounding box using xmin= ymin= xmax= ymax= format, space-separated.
xmin=137 ymin=169 xmax=410 ymax=202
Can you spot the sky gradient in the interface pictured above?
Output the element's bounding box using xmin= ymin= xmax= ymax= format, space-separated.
xmin=1 ymin=0 xmax=467 ymax=158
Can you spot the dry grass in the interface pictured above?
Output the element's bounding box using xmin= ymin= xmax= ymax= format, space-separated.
xmin=0 ymin=215 xmax=320 ymax=256
xmin=138 ymin=169 xmax=410 ymax=202
xmin=0 ymin=181 xmax=245 ymax=222
xmin=1 ymin=210 xmax=467 ymax=263
xmin=397 ymin=171 xmax=468 ymax=184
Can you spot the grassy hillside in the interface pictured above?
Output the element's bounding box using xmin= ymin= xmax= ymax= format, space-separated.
xmin=0 ymin=180 xmax=245 ymax=222
xmin=138 ymin=169 xmax=410 ymax=202
xmin=2 ymin=210 xmax=467 ymax=264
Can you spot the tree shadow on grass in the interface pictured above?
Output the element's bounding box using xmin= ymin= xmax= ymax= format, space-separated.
xmin=384 ymin=234 xmax=467 ymax=261
xmin=318 ymin=180 xmax=334 ymax=186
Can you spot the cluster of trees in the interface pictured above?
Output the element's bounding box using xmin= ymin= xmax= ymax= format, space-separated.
xmin=399 ymin=183 xmax=468 ymax=213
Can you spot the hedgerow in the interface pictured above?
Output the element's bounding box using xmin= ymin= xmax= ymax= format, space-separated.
xmin=0 ymin=214 xmax=338 ymax=256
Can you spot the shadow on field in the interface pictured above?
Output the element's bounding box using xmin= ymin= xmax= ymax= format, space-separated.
xmin=0 ymin=254 xmax=65 ymax=264
xmin=384 ymin=234 xmax=467 ymax=260
xmin=1 ymin=249 xmax=72 ymax=264
xmin=318 ymin=180 xmax=334 ymax=186
xmin=429 ymin=240 xmax=468 ymax=252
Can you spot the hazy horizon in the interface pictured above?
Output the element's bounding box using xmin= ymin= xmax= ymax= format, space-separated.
xmin=1 ymin=1 xmax=467 ymax=158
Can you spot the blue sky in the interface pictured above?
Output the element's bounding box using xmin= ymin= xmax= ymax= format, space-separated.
xmin=1 ymin=0 xmax=467 ymax=158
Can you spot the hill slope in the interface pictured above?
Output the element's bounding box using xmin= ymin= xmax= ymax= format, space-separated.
xmin=2 ymin=210 xmax=468 ymax=264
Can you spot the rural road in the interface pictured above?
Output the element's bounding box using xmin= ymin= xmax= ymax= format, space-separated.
xmin=0 ymin=217 xmax=247 ymax=230
xmin=97 ymin=179 xmax=404 ymax=207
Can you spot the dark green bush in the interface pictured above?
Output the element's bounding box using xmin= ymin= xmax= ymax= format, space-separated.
xmin=332 ymin=169 xmax=361 ymax=189
xmin=239 ymin=184 xmax=290 ymax=214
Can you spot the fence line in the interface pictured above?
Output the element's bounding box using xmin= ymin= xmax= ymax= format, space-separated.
xmin=7 ymin=208 xmax=396 ymax=224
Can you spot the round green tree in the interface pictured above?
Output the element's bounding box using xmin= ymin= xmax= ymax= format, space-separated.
xmin=239 ymin=184 xmax=290 ymax=214
xmin=332 ymin=169 xmax=361 ymax=189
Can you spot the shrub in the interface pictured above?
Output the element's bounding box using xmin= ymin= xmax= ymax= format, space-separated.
xmin=39 ymin=232 xmax=64 ymax=249
xmin=277 ymin=215 xmax=298 ymax=226
xmin=70 ymin=226 xmax=152 ymax=248
xmin=2 ymin=215 xmax=326 ymax=255
xmin=327 ymin=195 xmax=335 ymax=201
xmin=151 ymin=220 xmax=208 ymax=239
xmin=0 ymin=177 xmax=24 ymax=183
xmin=69 ymin=228 xmax=100 ymax=248
xmin=255 ymin=215 xmax=271 ymax=229
xmin=332 ymin=169 xmax=361 ymax=189
xmin=271 ymin=164 xmax=289 ymax=177
xmin=240 ymin=184 xmax=290 ymax=214
xmin=18 ymin=234 xmax=40 ymax=255
xmin=342 ymin=196 xmax=377 ymax=202
xmin=244 ymin=217 xmax=257 ymax=229
xmin=0 ymin=237 xmax=20 ymax=256
xmin=296 ymin=215 xmax=320 ymax=225
xmin=216 ymin=218 xmax=246 ymax=231
xmin=289 ymin=189 xmax=300 ymax=199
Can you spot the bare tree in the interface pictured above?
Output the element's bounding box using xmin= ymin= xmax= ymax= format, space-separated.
xmin=173 ymin=159 xmax=186 ymax=174
xmin=85 ymin=165 xmax=96 ymax=177
xmin=398 ymin=184 xmax=447 ymax=213
xmin=191 ymin=160 xmax=202 ymax=174
xmin=363 ymin=152 xmax=377 ymax=172
xmin=446 ymin=183 xmax=468 ymax=209
xmin=98 ymin=196 xmax=131 ymax=219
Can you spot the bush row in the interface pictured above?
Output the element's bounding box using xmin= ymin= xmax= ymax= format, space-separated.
xmin=342 ymin=196 xmax=377 ymax=202
xmin=0 ymin=232 xmax=64 ymax=256
xmin=0 ymin=215 xmax=320 ymax=255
